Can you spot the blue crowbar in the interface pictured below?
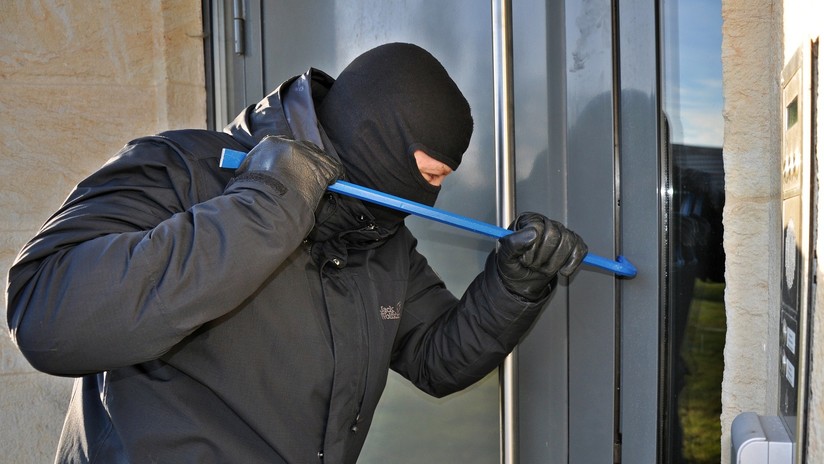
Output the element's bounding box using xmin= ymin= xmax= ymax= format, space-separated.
xmin=220 ymin=148 xmax=637 ymax=278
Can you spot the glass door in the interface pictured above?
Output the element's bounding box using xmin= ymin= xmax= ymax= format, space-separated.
xmin=209 ymin=1 xmax=502 ymax=462
xmin=660 ymin=0 xmax=726 ymax=462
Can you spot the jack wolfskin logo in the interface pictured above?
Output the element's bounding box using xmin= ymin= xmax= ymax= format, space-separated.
xmin=380 ymin=302 xmax=402 ymax=320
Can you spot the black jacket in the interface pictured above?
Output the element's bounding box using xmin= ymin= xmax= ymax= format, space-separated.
xmin=6 ymin=69 xmax=549 ymax=463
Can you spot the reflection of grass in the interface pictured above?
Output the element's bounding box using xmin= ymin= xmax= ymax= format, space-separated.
xmin=679 ymin=279 xmax=726 ymax=463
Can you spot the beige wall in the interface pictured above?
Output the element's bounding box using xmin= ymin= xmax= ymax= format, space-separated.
xmin=719 ymin=1 xmax=783 ymax=461
xmin=721 ymin=0 xmax=824 ymax=462
xmin=0 ymin=1 xmax=205 ymax=462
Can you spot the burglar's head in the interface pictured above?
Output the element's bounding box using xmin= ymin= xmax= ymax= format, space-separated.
xmin=317 ymin=42 xmax=473 ymax=225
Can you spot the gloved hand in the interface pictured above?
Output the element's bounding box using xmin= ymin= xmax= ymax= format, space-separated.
xmin=234 ymin=135 xmax=344 ymax=209
xmin=496 ymin=212 xmax=588 ymax=301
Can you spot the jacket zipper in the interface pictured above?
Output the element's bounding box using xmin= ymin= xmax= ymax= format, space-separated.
xmin=350 ymin=277 xmax=371 ymax=434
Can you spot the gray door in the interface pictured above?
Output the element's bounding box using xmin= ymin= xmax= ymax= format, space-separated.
xmin=513 ymin=1 xmax=660 ymax=462
xmin=206 ymin=0 xmax=663 ymax=462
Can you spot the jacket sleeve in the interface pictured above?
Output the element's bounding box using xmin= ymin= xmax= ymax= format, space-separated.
xmin=390 ymin=237 xmax=550 ymax=398
xmin=6 ymin=139 xmax=316 ymax=376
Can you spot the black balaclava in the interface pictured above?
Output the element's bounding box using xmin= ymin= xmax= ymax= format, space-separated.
xmin=317 ymin=42 xmax=474 ymax=228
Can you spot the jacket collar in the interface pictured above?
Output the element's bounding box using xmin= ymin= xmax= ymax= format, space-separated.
xmin=309 ymin=194 xmax=399 ymax=266
xmin=223 ymin=68 xmax=336 ymax=152
xmin=223 ymin=69 xmax=398 ymax=258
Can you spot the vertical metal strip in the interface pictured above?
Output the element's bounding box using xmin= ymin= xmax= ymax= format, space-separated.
xmin=609 ymin=1 xmax=623 ymax=461
xmin=210 ymin=0 xmax=229 ymax=129
xmin=492 ymin=1 xmax=518 ymax=463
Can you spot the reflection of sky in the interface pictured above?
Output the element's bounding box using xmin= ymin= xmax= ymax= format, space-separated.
xmin=665 ymin=0 xmax=723 ymax=148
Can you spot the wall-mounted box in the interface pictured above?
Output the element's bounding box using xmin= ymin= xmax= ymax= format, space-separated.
xmin=731 ymin=412 xmax=793 ymax=463
xmin=777 ymin=39 xmax=818 ymax=463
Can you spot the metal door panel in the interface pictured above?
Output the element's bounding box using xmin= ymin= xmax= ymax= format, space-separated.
xmin=616 ymin=1 xmax=662 ymax=463
xmin=513 ymin=0 xmax=570 ymax=461
xmin=562 ymin=0 xmax=618 ymax=462
xmin=512 ymin=0 xmax=661 ymax=462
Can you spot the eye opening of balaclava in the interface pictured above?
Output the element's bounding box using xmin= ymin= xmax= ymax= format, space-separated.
xmin=406 ymin=142 xmax=447 ymax=193
xmin=317 ymin=42 xmax=474 ymax=227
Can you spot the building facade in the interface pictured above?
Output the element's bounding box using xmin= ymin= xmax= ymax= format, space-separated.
xmin=1 ymin=1 xmax=822 ymax=463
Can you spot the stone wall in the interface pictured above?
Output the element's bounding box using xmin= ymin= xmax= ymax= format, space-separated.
xmin=0 ymin=1 xmax=205 ymax=462
xmin=721 ymin=0 xmax=824 ymax=462
xmin=719 ymin=2 xmax=783 ymax=462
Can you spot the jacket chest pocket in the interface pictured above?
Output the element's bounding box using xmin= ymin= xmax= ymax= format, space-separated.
xmin=321 ymin=270 xmax=406 ymax=391
xmin=353 ymin=275 xmax=407 ymax=351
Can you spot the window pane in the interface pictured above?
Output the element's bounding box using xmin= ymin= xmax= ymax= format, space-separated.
xmin=661 ymin=0 xmax=727 ymax=462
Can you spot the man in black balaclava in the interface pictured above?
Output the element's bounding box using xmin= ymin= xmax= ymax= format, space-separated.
xmin=8 ymin=42 xmax=588 ymax=463
xmin=317 ymin=42 xmax=473 ymax=227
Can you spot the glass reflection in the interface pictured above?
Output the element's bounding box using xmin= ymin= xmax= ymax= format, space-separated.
xmin=662 ymin=0 xmax=726 ymax=462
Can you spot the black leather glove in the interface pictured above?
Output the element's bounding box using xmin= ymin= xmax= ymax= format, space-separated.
xmin=234 ymin=135 xmax=344 ymax=209
xmin=496 ymin=212 xmax=588 ymax=301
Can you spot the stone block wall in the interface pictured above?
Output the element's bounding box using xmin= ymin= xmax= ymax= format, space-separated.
xmin=0 ymin=1 xmax=205 ymax=461
xmin=721 ymin=0 xmax=824 ymax=462
xmin=719 ymin=2 xmax=783 ymax=462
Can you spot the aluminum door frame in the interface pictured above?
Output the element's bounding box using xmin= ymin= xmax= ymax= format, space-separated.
xmin=615 ymin=1 xmax=662 ymax=463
